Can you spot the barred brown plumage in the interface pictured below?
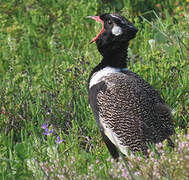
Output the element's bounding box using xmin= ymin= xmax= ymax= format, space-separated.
xmin=87 ymin=13 xmax=175 ymax=159
xmin=97 ymin=72 xmax=174 ymax=153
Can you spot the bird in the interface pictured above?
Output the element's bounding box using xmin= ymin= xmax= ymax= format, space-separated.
xmin=87 ymin=13 xmax=175 ymax=159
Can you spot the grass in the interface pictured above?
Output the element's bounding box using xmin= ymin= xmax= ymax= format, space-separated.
xmin=0 ymin=0 xmax=189 ymax=179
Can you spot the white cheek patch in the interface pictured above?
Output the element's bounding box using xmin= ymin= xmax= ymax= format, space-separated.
xmin=112 ymin=25 xmax=123 ymax=36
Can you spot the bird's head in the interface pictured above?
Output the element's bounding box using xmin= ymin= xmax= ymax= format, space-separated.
xmin=87 ymin=13 xmax=138 ymax=56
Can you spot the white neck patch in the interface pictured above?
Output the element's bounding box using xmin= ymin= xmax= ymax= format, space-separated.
xmin=89 ymin=66 xmax=127 ymax=88
xmin=112 ymin=25 xmax=122 ymax=36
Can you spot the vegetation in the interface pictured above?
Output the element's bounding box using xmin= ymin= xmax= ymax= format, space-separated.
xmin=0 ymin=0 xmax=188 ymax=179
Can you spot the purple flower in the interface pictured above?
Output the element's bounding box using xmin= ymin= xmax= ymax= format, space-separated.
xmin=55 ymin=136 xmax=64 ymax=144
xmin=43 ymin=128 xmax=54 ymax=136
xmin=41 ymin=123 xmax=48 ymax=129
xmin=121 ymin=169 xmax=128 ymax=178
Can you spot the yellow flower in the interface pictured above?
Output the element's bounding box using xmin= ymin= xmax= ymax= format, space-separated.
xmin=187 ymin=0 xmax=189 ymax=2
xmin=177 ymin=7 xmax=181 ymax=11
xmin=6 ymin=27 xmax=11 ymax=33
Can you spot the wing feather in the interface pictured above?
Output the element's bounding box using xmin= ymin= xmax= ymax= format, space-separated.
xmin=89 ymin=70 xmax=175 ymax=156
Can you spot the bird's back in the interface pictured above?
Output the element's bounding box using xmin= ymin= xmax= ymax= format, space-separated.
xmin=88 ymin=70 xmax=175 ymax=154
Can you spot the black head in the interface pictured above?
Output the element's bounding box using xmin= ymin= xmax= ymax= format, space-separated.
xmin=87 ymin=13 xmax=138 ymax=57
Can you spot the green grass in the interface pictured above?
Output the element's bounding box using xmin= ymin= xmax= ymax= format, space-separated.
xmin=0 ymin=0 xmax=189 ymax=179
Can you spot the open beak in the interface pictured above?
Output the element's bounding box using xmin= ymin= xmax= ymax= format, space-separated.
xmin=86 ymin=16 xmax=102 ymax=22
xmin=87 ymin=16 xmax=104 ymax=44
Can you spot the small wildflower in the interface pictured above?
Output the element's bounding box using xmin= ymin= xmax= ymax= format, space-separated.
xmin=156 ymin=142 xmax=163 ymax=149
xmin=176 ymin=6 xmax=181 ymax=11
xmin=96 ymin=159 xmax=100 ymax=164
xmin=41 ymin=123 xmax=48 ymax=129
xmin=134 ymin=171 xmax=141 ymax=176
xmin=121 ymin=169 xmax=128 ymax=178
xmin=71 ymin=156 xmax=75 ymax=163
xmin=43 ymin=128 xmax=53 ymax=136
xmin=178 ymin=141 xmax=185 ymax=150
xmin=88 ymin=164 xmax=94 ymax=172
xmin=186 ymin=134 xmax=189 ymax=140
xmin=148 ymin=39 xmax=156 ymax=50
xmin=149 ymin=151 xmax=155 ymax=158
xmin=55 ymin=136 xmax=64 ymax=144
xmin=171 ymin=109 xmax=177 ymax=115
xmin=111 ymin=158 xmax=114 ymax=163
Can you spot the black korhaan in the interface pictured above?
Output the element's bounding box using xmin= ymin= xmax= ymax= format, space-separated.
xmin=87 ymin=13 xmax=175 ymax=159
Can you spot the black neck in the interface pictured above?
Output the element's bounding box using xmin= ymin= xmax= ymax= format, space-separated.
xmin=93 ymin=43 xmax=128 ymax=72
xmin=101 ymin=48 xmax=128 ymax=68
xmin=88 ymin=42 xmax=129 ymax=89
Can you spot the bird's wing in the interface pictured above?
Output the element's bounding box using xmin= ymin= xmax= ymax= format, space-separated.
xmin=88 ymin=81 xmax=119 ymax=158
xmin=89 ymin=71 xmax=174 ymax=155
